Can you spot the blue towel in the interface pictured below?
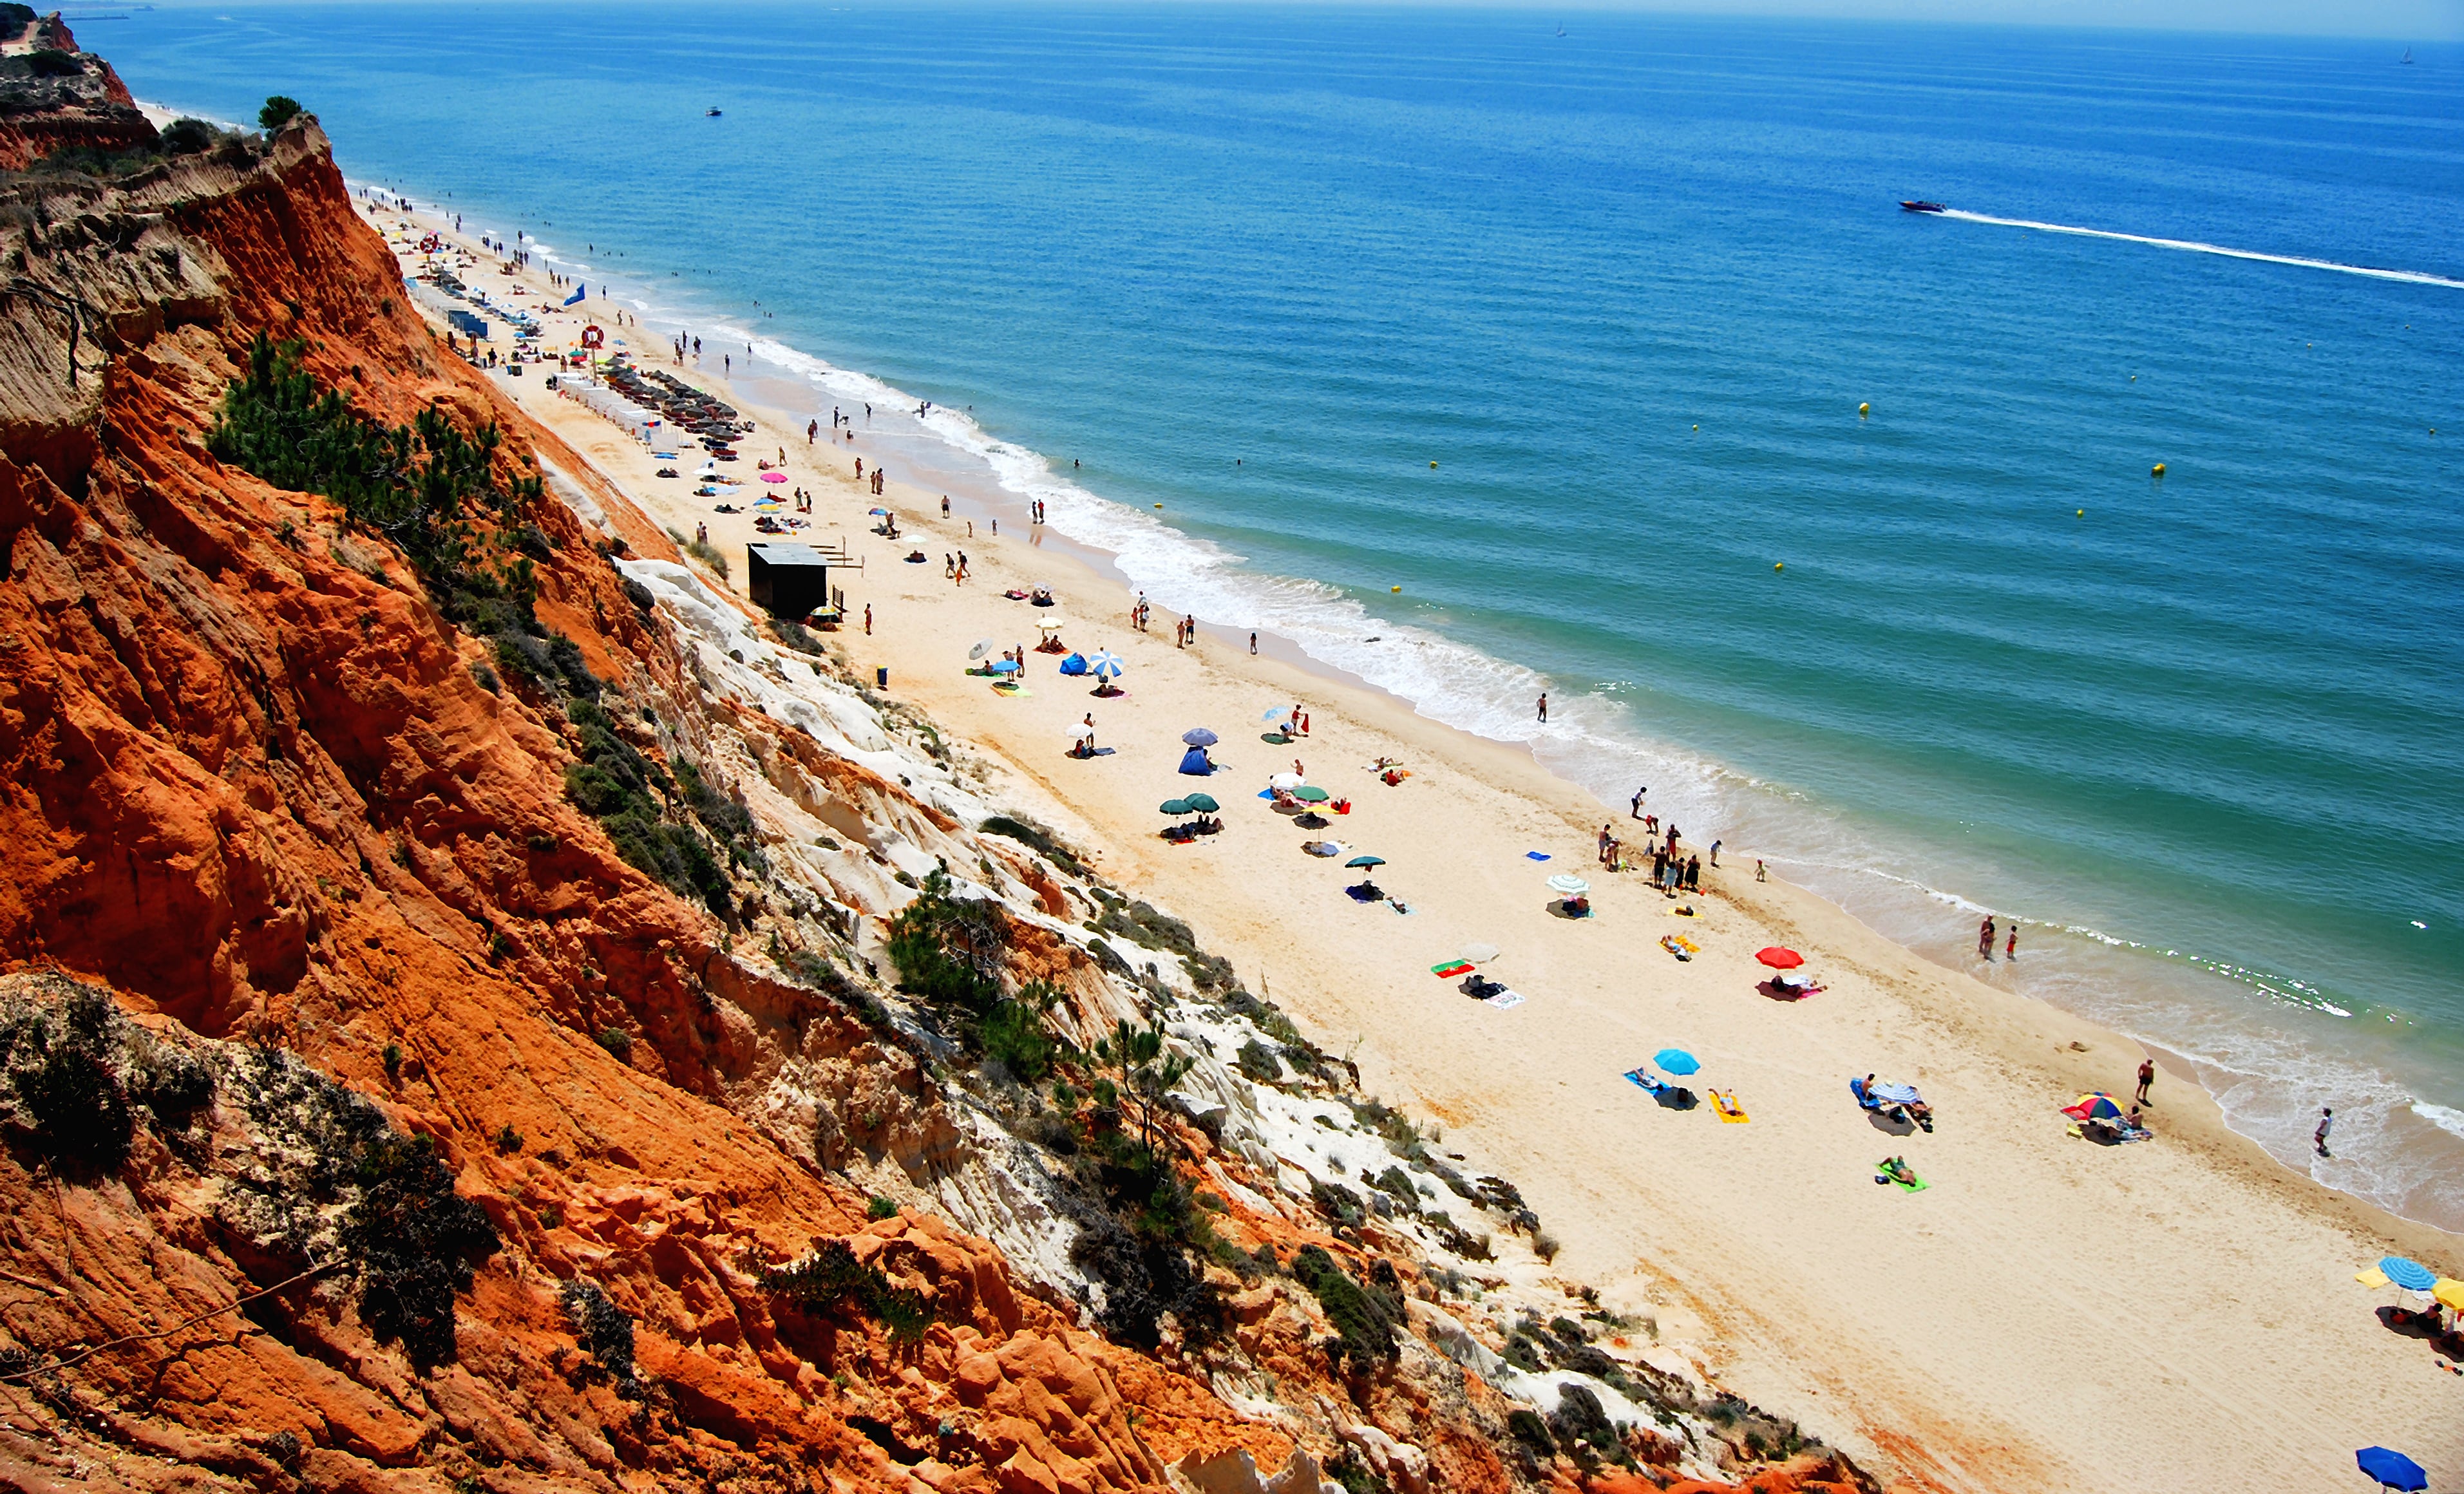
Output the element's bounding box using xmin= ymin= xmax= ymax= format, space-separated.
xmin=1526 ymin=851 xmax=1551 ymax=861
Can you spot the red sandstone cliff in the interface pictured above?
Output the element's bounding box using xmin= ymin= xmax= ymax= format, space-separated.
xmin=0 ymin=57 xmax=1890 ymax=1494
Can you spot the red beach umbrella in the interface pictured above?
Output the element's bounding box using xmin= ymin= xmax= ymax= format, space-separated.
xmin=1755 ymin=947 xmax=1805 ymax=970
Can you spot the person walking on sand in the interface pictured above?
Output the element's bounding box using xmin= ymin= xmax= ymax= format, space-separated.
xmin=2315 ymin=1107 xmax=2334 ymax=1157
xmin=1755 ymin=858 xmax=1767 ymax=882
xmin=2135 ymin=1057 xmax=2155 ymax=1104
xmin=1537 ymin=693 xmax=1548 ymax=723
xmin=1979 ymin=916 xmax=1996 ymax=960
xmin=864 ymin=603 xmax=873 ymax=636
xmin=942 ymin=495 xmax=951 ymax=516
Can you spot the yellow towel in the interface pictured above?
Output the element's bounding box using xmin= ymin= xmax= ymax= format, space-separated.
xmin=1711 ymin=1090 xmax=1750 ymax=1124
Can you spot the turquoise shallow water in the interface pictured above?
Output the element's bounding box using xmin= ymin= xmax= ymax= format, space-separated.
xmin=103 ymin=5 xmax=2464 ymax=1222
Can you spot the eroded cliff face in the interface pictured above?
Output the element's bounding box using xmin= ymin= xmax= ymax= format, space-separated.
xmin=0 ymin=55 xmax=1889 ymax=1494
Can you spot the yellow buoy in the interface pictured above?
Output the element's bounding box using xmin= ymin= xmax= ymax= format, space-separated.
xmin=1430 ymin=461 xmax=1438 ymax=468
xmin=2077 ymin=509 xmax=2085 ymax=517
xmin=1774 ymin=562 xmax=1784 ymax=571
xmin=1858 ymin=402 xmax=1870 ymax=418
xmin=2152 ymin=462 xmax=2166 ymax=478
xmin=1155 ymin=502 xmax=1164 ymax=509
xmin=1391 ymin=585 xmax=1402 ymax=593
xmin=1692 ymin=424 xmax=1698 ymax=431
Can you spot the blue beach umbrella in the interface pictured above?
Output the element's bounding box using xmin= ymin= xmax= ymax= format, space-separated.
xmin=1182 ymin=727 xmax=1219 ymax=746
xmin=1089 ymin=651 xmax=1124 ymax=680
xmin=2380 ymin=1256 xmax=2438 ymax=1292
xmin=2356 ymin=1447 xmax=2427 ymax=1491
xmin=989 ymin=658 xmax=1019 ymax=674
xmin=1654 ymin=1049 xmax=1700 ymax=1076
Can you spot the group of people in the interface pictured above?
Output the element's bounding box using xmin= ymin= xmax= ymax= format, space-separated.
xmin=1978 ymin=915 xmax=2019 ymax=961
xmin=1175 ymin=614 xmax=1198 ymax=647
xmin=945 ymin=551 xmax=971 ymax=583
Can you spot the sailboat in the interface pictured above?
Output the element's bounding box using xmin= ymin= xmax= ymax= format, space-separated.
xmin=2401 ymin=47 xmax=2414 ymax=63
xmin=1556 ymin=24 xmax=1567 ymax=35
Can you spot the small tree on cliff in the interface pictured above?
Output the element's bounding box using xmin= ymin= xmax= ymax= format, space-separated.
xmin=258 ymin=95 xmax=301 ymax=131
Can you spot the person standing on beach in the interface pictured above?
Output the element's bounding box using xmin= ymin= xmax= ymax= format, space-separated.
xmin=1709 ymin=838 xmax=1721 ymax=867
xmin=1631 ymin=786 xmax=1646 ymax=819
xmin=1249 ymin=632 xmax=1258 ymax=655
xmin=808 ymin=419 xmax=817 ymax=444
xmin=1755 ymin=858 xmax=1767 ymax=882
xmin=2135 ymin=1058 xmax=2155 ymax=1104
xmin=1685 ymin=855 xmax=1701 ymax=891
xmin=1537 ymin=693 xmax=1548 ymax=723
xmin=2315 ymin=1107 xmax=2334 ymax=1157
xmin=1979 ymin=916 xmax=1996 ymax=960
xmin=864 ymin=603 xmax=873 ymax=636
xmin=2006 ymin=925 xmax=2018 ymax=961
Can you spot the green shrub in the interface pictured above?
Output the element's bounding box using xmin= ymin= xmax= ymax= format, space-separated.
xmin=26 ymin=49 xmax=80 ymax=78
xmin=1235 ymin=1039 xmax=1282 ymax=1083
xmin=761 ymin=1238 xmax=933 ymax=1344
xmin=885 ymin=869 xmax=1004 ymax=1012
xmin=594 ymin=1027 xmax=632 ymax=1061
xmin=866 ymin=1196 xmax=898 ymax=1221
xmin=258 ymin=95 xmax=301 ymax=131
xmin=1291 ymin=1245 xmax=1399 ymax=1374
xmin=976 ymin=815 xmax=1083 ymax=874
xmin=158 ymin=117 xmax=216 ymax=155
xmin=343 ymin=1133 xmax=500 ymax=1368
xmin=559 ymin=1279 xmax=641 ymax=1394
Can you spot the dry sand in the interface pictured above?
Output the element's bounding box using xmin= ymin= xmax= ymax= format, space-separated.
xmin=376 ymin=200 xmax=2461 ymax=1493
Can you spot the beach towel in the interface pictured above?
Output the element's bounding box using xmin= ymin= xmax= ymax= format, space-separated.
xmin=1711 ymin=1090 xmax=1750 ymax=1123
xmin=1432 ymin=961 xmax=1477 ymax=978
xmin=1526 ymin=851 xmax=1551 ymax=862
xmin=1483 ymin=989 xmax=1524 ymax=1010
xmin=1388 ymin=899 xmax=1414 ymax=915
xmin=1623 ymin=1068 xmax=1663 ymax=1094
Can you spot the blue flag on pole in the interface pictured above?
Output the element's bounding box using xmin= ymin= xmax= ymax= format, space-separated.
xmin=563 ymin=283 xmax=585 ymax=307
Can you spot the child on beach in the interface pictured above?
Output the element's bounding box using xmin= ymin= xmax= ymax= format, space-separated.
xmin=2315 ymin=1108 xmax=2333 ymax=1157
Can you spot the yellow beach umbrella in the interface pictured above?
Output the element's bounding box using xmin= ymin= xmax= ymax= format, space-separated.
xmin=2436 ymin=1278 xmax=2464 ymax=1313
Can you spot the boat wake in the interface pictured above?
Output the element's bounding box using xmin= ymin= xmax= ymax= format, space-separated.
xmin=1936 ymin=209 xmax=2464 ymax=288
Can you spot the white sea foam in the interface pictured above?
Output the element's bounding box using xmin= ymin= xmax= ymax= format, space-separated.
xmin=1938 ymin=209 xmax=2464 ymax=289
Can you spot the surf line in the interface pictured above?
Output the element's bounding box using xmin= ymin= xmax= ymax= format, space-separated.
xmin=1938 ymin=209 xmax=2464 ymax=289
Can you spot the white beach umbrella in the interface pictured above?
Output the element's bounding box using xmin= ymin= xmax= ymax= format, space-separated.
xmin=1269 ymin=771 xmax=1303 ymax=790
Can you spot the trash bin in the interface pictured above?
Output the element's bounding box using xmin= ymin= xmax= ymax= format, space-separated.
xmin=876 ymin=667 xmax=889 ymax=689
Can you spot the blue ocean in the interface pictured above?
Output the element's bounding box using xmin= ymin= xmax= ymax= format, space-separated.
xmin=105 ymin=5 xmax=2464 ymax=1224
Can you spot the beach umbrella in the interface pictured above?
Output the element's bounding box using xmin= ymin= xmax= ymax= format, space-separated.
xmin=1038 ymin=617 xmax=1066 ymax=632
xmin=1261 ymin=707 xmax=1285 ymax=722
xmin=1088 ymin=651 xmax=1123 ymax=679
xmin=760 ymin=471 xmax=787 ymax=483
xmin=989 ymin=658 xmax=1020 ymax=674
xmin=1269 ymin=771 xmax=1303 ymax=790
xmin=1184 ymin=793 xmax=1220 ymax=813
xmin=1182 ymin=728 xmax=1220 ymax=746
xmin=868 ymin=506 xmax=889 ymax=515
xmin=1066 ymin=723 xmax=1095 ymax=739
xmin=1293 ymin=785 xmax=1331 ymax=803
xmin=1346 ymin=855 xmax=1385 ymax=869
xmin=1461 ymin=941 xmax=1500 ymax=963
xmin=1546 ymin=874 xmax=1591 ymax=896
xmin=1654 ymin=1048 xmax=1700 ymax=1076
xmin=1874 ymin=1083 xmax=1922 ymax=1105
xmin=969 ymin=639 xmax=995 ymax=660
xmin=2356 ymin=1447 xmax=2427 ymax=1491
xmin=2380 ymin=1256 xmax=2438 ymax=1292
xmin=1159 ymin=799 xmax=1194 ymax=817
xmin=2061 ymin=1092 xmax=2126 ymax=1122
xmin=1756 ymin=947 xmax=1805 ymax=970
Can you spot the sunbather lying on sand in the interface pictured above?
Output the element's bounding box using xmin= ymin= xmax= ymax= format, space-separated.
xmin=1877 ymin=1156 xmax=1919 ymax=1187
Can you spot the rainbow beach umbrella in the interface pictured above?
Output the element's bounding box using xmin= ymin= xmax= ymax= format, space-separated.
xmin=2061 ymin=1092 xmax=2127 ymax=1122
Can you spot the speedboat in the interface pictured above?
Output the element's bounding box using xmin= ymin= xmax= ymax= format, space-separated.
xmin=1900 ymin=200 xmax=1947 ymax=214
xmin=706 ymin=107 xmax=723 ymax=117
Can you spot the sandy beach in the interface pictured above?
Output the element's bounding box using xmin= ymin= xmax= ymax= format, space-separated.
xmin=377 ymin=200 xmax=2461 ymax=1493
